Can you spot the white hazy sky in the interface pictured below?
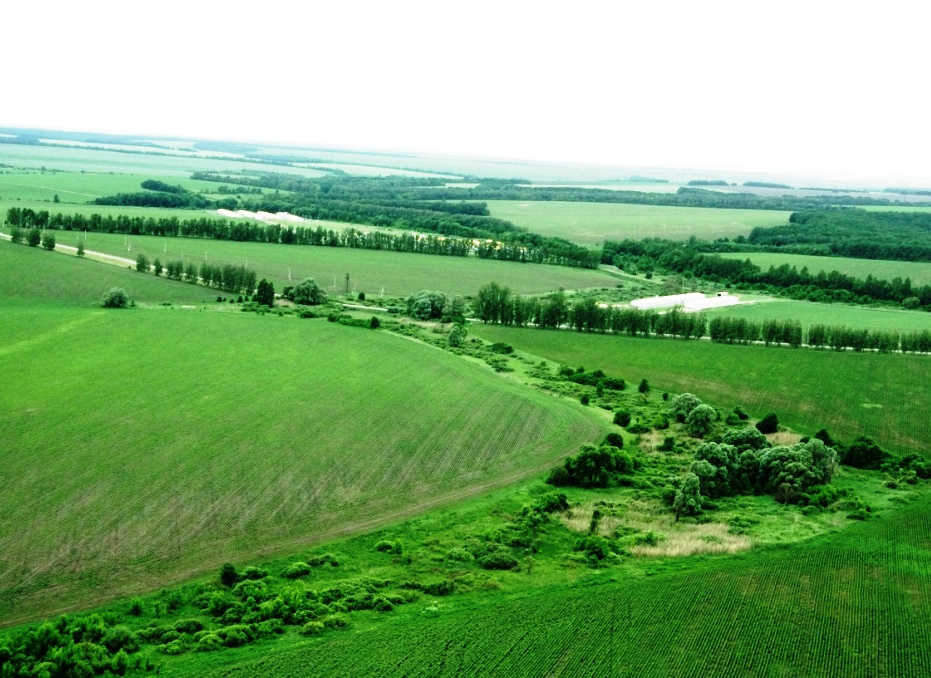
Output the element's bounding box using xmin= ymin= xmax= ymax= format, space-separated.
xmin=5 ymin=0 xmax=931 ymax=184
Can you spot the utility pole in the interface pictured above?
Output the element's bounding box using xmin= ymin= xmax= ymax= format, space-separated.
xmin=344 ymin=273 xmax=350 ymax=294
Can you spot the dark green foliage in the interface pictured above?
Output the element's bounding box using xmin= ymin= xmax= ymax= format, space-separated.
xmin=580 ymin=394 xmax=590 ymax=406
xmin=574 ymin=535 xmax=619 ymax=562
xmin=27 ymin=227 xmax=41 ymax=247
xmin=547 ymin=444 xmax=640 ymax=488
xmin=756 ymin=412 xmax=779 ymax=434
xmin=566 ymin=367 xmax=625 ymax=391
xmin=369 ymin=316 xmax=381 ymax=329
xmin=9 ymin=225 xmax=25 ymax=243
xmin=603 ymin=432 xmax=624 ymax=449
xmin=613 ymin=410 xmax=631 ymax=427
xmin=307 ymin=553 xmax=340 ymax=568
xmin=638 ymin=379 xmax=650 ymax=395
xmin=800 ymin=484 xmax=848 ymax=509
xmin=673 ymin=473 xmax=703 ymax=519
xmin=220 ymin=563 xmax=239 ymax=587
xmin=101 ymin=626 xmax=138 ymax=653
xmin=287 ymin=277 xmax=327 ymax=305
xmin=669 ymin=393 xmax=702 ymax=422
xmin=41 ymin=231 xmax=56 ymax=250
xmin=448 ymin=324 xmax=466 ymax=347
xmin=255 ymin=279 xmax=275 ymax=307
xmin=685 ymin=404 xmax=717 ymax=438
xmin=489 ymin=342 xmax=513 ymax=354
xmin=101 ymin=287 xmax=128 ymax=308
xmin=721 ymin=427 xmax=770 ymax=454
xmin=653 ymin=413 xmax=669 ymax=430
xmin=174 ymin=619 xmax=204 ymax=634
xmin=814 ymin=428 xmax=834 ymax=446
xmin=534 ymin=492 xmax=570 ymax=513
xmin=842 ymin=436 xmax=889 ymax=470
xmin=407 ymin=290 xmax=447 ymax=320
xmin=281 ymin=562 xmax=312 ymax=578
xmin=135 ymin=252 xmax=149 ymax=273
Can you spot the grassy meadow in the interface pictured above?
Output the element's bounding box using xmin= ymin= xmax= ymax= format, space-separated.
xmin=472 ymin=324 xmax=931 ymax=454
xmin=486 ymin=200 xmax=791 ymax=246
xmin=705 ymin=298 xmax=931 ymax=333
xmin=721 ymin=251 xmax=931 ymax=287
xmin=62 ymin=231 xmax=618 ymax=297
xmin=0 ymin=300 xmax=603 ymax=621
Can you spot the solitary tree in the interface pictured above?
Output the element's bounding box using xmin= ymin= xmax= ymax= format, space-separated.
xmin=41 ymin=232 xmax=56 ymax=251
xmin=638 ymin=378 xmax=650 ymax=402
xmin=76 ymin=240 xmax=85 ymax=257
xmin=673 ymin=473 xmax=703 ymax=521
xmin=685 ymin=404 xmax=718 ymax=438
xmin=101 ymin=288 xmax=129 ymax=308
xmin=135 ymin=253 xmax=149 ymax=273
xmin=255 ymin=279 xmax=275 ymax=307
xmin=755 ymin=412 xmax=779 ymax=434
xmin=27 ymin=228 xmax=41 ymax=247
xmin=153 ymin=258 xmax=163 ymax=276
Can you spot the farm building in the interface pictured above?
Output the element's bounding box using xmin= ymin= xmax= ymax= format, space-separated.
xmin=629 ymin=291 xmax=742 ymax=312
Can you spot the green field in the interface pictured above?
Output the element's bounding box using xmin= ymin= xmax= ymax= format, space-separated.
xmin=705 ymin=298 xmax=931 ymax=333
xmin=61 ymin=231 xmax=617 ymax=297
xmin=182 ymin=494 xmax=931 ymax=677
xmin=721 ymin=251 xmax=931 ymax=287
xmin=0 ymin=253 xmax=603 ymax=621
xmin=0 ymin=171 xmax=235 ymax=204
xmin=486 ymin=200 xmax=791 ymax=246
xmin=472 ymin=325 xmax=931 ymax=453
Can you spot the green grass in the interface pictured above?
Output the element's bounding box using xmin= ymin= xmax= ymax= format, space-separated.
xmin=721 ymin=251 xmax=931 ymax=287
xmin=485 ymin=200 xmax=791 ymax=246
xmin=0 ymin=264 xmax=603 ymax=622
xmin=63 ymin=231 xmax=618 ymax=297
xmin=471 ymin=325 xmax=931 ymax=454
xmin=0 ymin=242 xmax=216 ymax=307
xmin=705 ymin=298 xmax=931 ymax=333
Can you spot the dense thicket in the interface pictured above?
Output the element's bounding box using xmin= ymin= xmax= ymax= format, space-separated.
xmin=603 ymin=238 xmax=931 ymax=309
xmin=746 ymin=209 xmax=931 ymax=262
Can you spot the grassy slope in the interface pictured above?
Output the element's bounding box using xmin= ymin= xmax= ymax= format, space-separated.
xmin=185 ymin=492 xmax=931 ymax=677
xmin=486 ymin=200 xmax=791 ymax=246
xmin=0 ymin=256 xmax=604 ymax=622
xmin=471 ymin=325 xmax=931 ymax=454
xmin=721 ymin=251 xmax=931 ymax=287
xmin=0 ymin=243 xmax=215 ymax=307
xmin=705 ymin=299 xmax=931 ymax=333
xmin=67 ymin=232 xmax=617 ymax=297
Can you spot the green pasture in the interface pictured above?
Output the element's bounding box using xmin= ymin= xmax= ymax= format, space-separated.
xmin=299 ymin=162 xmax=459 ymax=179
xmin=705 ymin=298 xmax=931 ymax=333
xmin=0 ymin=305 xmax=602 ymax=621
xmin=486 ymin=200 xmax=791 ymax=246
xmin=0 ymin=144 xmax=327 ymax=178
xmin=65 ymin=232 xmax=618 ymax=297
xmin=472 ymin=325 xmax=931 ymax=454
xmin=721 ymin=251 xmax=931 ymax=287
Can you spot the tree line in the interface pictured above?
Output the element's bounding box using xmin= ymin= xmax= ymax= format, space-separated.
xmin=602 ymin=238 xmax=931 ymax=310
xmin=709 ymin=317 xmax=803 ymax=346
xmin=135 ymin=253 xmax=257 ymax=294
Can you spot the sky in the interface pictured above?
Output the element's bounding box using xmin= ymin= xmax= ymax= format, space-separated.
xmin=5 ymin=0 xmax=931 ymax=185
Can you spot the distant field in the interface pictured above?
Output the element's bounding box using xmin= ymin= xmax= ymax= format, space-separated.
xmin=721 ymin=251 xmax=931 ymax=287
xmin=706 ymin=299 xmax=931 ymax=333
xmin=526 ymin=182 xmax=681 ymax=193
xmin=0 ymin=144 xmax=327 ymax=178
xmin=0 ymin=171 xmax=231 ymax=204
xmin=486 ymin=200 xmax=791 ymax=246
xmin=472 ymin=325 xmax=931 ymax=454
xmin=67 ymin=232 xmax=618 ymax=297
xmin=299 ymin=162 xmax=459 ymax=179
xmin=0 ymin=301 xmax=602 ymax=621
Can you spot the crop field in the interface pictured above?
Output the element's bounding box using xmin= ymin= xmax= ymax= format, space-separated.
xmin=0 ymin=300 xmax=602 ymax=621
xmin=704 ymin=298 xmax=931 ymax=333
xmin=472 ymin=325 xmax=931 ymax=453
xmin=0 ymin=171 xmax=231 ymax=204
xmin=183 ymin=492 xmax=931 ymax=677
xmin=720 ymin=251 xmax=931 ymax=287
xmin=485 ymin=200 xmax=791 ymax=246
xmin=63 ymin=232 xmax=618 ymax=297
xmin=0 ymin=243 xmax=215 ymax=307
xmin=0 ymin=144 xmax=328 ymax=178
xmin=298 ymin=162 xmax=460 ymax=179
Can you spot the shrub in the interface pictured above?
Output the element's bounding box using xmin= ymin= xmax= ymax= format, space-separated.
xmin=41 ymin=232 xmax=56 ymax=250
xmin=300 ymin=621 xmax=325 ymax=636
xmin=477 ymin=551 xmax=519 ymax=571
xmin=603 ymin=432 xmax=624 ymax=449
xmin=669 ymin=393 xmax=702 ymax=422
xmin=127 ymin=598 xmax=143 ymax=616
xmin=653 ymin=414 xmax=670 ymax=430
xmin=322 ymin=614 xmax=350 ymax=628
xmin=220 ymin=563 xmax=240 ymax=586
xmin=173 ymin=619 xmax=204 ymax=634
xmin=613 ymin=410 xmax=631 ymax=427
xmin=240 ymin=565 xmax=269 ymax=580
xmin=580 ymin=394 xmax=590 ymax=406
xmin=535 ymin=491 xmax=570 ymax=513
xmin=448 ymin=324 xmax=466 ymax=347
xmin=685 ymin=404 xmax=718 ymax=438
xmin=307 ymin=553 xmax=340 ymax=567
xmin=374 ymin=540 xmax=396 ymax=553
xmin=842 ymin=436 xmax=888 ymax=470
xmin=369 ymin=316 xmax=380 ymax=329
xmin=548 ymin=444 xmax=640 ymax=488
xmin=358 ymin=291 xmax=366 ymax=301
xmin=756 ymin=412 xmax=779 ymax=434
xmin=27 ymin=228 xmax=41 ymax=247
xmin=102 ymin=626 xmax=139 ymax=653
xmin=445 ymin=547 xmax=475 ymax=562
xmin=102 ymin=288 xmax=129 ymax=308
xmin=574 ymin=535 xmax=614 ymax=562
xmin=673 ymin=473 xmax=703 ymax=519
xmin=280 ymin=562 xmax=312 ymax=579
xmin=195 ymin=633 xmax=222 ymax=651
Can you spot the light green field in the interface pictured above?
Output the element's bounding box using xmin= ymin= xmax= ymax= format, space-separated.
xmin=706 ymin=299 xmax=931 ymax=333
xmin=0 ymin=253 xmax=602 ymax=621
xmin=486 ymin=200 xmax=791 ymax=246
xmin=721 ymin=251 xmax=931 ymax=287
xmin=0 ymin=144 xmax=327 ymax=178
xmin=472 ymin=325 xmax=931 ymax=454
xmin=0 ymin=171 xmax=233 ymax=204
xmin=527 ymin=182 xmax=682 ymax=193
xmin=299 ymin=162 xmax=459 ymax=179
xmin=65 ymin=232 xmax=617 ymax=297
